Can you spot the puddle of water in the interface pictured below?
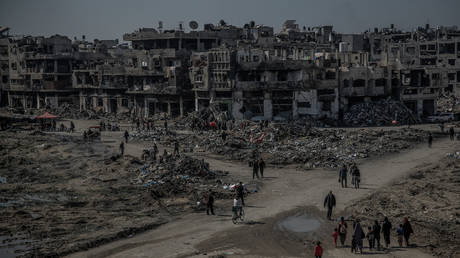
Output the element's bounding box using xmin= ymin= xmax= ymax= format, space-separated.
xmin=278 ymin=215 xmax=321 ymax=233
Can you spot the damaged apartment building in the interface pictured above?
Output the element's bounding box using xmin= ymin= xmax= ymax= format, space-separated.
xmin=1 ymin=21 xmax=460 ymax=121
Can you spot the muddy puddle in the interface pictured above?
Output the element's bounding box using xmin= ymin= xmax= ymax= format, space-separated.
xmin=277 ymin=215 xmax=321 ymax=233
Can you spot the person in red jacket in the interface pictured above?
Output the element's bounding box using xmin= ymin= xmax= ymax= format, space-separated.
xmin=314 ymin=241 xmax=323 ymax=258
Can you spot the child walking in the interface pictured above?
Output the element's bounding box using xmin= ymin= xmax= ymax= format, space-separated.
xmin=332 ymin=228 xmax=339 ymax=247
xmin=314 ymin=241 xmax=323 ymax=258
xmin=366 ymin=226 xmax=375 ymax=250
xmin=396 ymin=224 xmax=404 ymax=247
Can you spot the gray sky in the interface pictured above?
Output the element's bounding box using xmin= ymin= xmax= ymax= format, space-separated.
xmin=1 ymin=0 xmax=459 ymax=41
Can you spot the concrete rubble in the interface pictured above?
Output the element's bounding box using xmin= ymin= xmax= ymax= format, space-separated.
xmin=344 ymin=99 xmax=420 ymax=126
xmin=163 ymin=120 xmax=427 ymax=168
xmin=436 ymin=93 xmax=460 ymax=113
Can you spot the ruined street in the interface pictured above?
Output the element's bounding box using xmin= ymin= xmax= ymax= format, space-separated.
xmin=62 ymin=123 xmax=458 ymax=258
xmin=1 ymin=3 xmax=460 ymax=257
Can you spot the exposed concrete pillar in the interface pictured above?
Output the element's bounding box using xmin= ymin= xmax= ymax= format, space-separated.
xmin=179 ymin=96 xmax=184 ymax=117
xmin=36 ymin=93 xmax=40 ymax=109
xmin=167 ymin=102 xmax=171 ymax=116
xmin=7 ymin=92 xmax=12 ymax=107
xmin=417 ymin=99 xmax=423 ymax=119
xmin=232 ymin=90 xmax=244 ymax=120
xmin=264 ymin=92 xmax=273 ymax=120
xmin=54 ymin=60 xmax=58 ymax=73
xmin=144 ymin=98 xmax=148 ymax=118
xmin=195 ymin=94 xmax=199 ymax=112
xmin=166 ymin=39 xmax=170 ymax=49
xmin=22 ymin=95 xmax=27 ymax=109
xmin=103 ymin=97 xmax=109 ymax=113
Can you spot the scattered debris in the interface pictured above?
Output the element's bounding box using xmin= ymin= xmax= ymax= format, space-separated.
xmin=344 ymin=99 xmax=420 ymax=126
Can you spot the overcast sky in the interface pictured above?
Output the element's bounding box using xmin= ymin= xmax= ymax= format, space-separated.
xmin=1 ymin=0 xmax=459 ymax=41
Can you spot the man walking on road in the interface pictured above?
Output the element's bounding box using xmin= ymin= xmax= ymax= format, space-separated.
xmin=119 ymin=142 xmax=124 ymax=156
xmin=339 ymin=165 xmax=347 ymax=188
xmin=449 ymin=127 xmax=455 ymax=141
xmin=124 ymin=130 xmax=129 ymax=143
xmin=174 ymin=141 xmax=179 ymax=156
xmin=428 ymin=132 xmax=433 ymax=148
xmin=236 ymin=182 xmax=245 ymax=206
xmin=258 ymin=158 xmax=265 ymax=178
xmin=205 ymin=190 xmax=215 ymax=215
xmin=252 ymin=159 xmax=259 ymax=179
xmin=324 ymin=191 xmax=336 ymax=220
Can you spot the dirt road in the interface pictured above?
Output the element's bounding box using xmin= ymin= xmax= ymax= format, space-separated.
xmin=65 ymin=127 xmax=455 ymax=258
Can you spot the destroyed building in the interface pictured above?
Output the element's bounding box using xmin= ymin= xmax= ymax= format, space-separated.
xmin=1 ymin=21 xmax=460 ymax=122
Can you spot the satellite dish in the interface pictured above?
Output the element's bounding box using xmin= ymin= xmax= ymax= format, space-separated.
xmin=189 ymin=21 xmax=199 ymax=30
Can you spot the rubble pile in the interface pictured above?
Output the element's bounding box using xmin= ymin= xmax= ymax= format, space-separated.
xmin=133 ymin=155 xmax=232 ymax=199
xmin=129 ymin=127 xmax=174 ymax=141
xmin=436 ymin=92 xmax=460 ymax=112
xmin=174 ymin=104 xmax=229 ymax=130
xmin=170 ymin=122 xmax=427 ymax=168
xmin=347 ymin=154 xmax=460 ymax=258
xmin=344 ymin=99 xmax=420 ymax=126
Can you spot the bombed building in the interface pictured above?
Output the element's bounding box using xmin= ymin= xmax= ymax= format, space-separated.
xmin=1 ymin=21 xmax=460 ymax=121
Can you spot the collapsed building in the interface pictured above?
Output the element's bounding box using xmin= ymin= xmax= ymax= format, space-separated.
xmin=1 ymin=21 xmax=460 ymax=121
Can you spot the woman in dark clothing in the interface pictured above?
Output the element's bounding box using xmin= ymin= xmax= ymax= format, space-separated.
xmin=402 ymin=217 xmax=414 ymax=246
xmin=382 ymin=217 xmax=392 ymax=248
xmin=373 ymin=220 xmax=382 ymax=250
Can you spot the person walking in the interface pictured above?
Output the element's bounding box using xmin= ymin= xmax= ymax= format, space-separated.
xmin=252 ymin=159 xmax=259 ymax=179
xmin=352 ymin=219 xmax=365 ymax=254
xmin=205 ymin=190 xmax=215 ymax=215
xmin=174 ymin=141 xmax=179 ymax=156
xmin=314 ymin=241 xmax=323 ymax=258
xmin=338 ymin=216 xmax=348 ymax=247
xmin=258 ymin=158 xmax=265 ymax=178
xmin=339 ymin=164 xmax=347 ymax=188
xmin=70 ymin=121 xmax=75 ymax=133
xmin=402 ymin=217 xmax=414 ymax=247
xmin=428 ymin=133 xmax=433 ymax=148
xmin=124 ymin=130 xmax=129 ymax=143
xmin=366 ymin=226 xmax=375 ymax=250
xmin=373 ymin=220 xmax=382 ymax=250
xmin=449 ymin=127 xmax=455 ymax=141
xmin=236 ymin=182 xmax=245 ymax=206
xmin=382 ymin=217 xmax=392 ymax=248
xmin=164 ymin=120 xmax=168 ymax=131
xmin=332 ymin=228 xmax=339 ymax=247
xmin=323 ymin=191 xmax=336 ymax=220
xmin=396 ymin=224 xmax=404 ymax=247
xmin=119 ymin=142 xmax=124 ymax=156
xmin=351 ymin=165 xmax=361 ymax=189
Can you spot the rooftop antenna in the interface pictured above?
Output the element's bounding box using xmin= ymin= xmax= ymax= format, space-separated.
xmin=179 ymin=21 xmax=184 ymax=31
xmin=189 ymin=21 xmax=199 ymax=31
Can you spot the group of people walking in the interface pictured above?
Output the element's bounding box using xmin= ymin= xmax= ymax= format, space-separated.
xmin=330 ymin=216 xmax=414 ymax=254
xmin=338 ymin=163 xmax=361 ymax=189
xmin=251 ymin=157 xmax=265 ymax=179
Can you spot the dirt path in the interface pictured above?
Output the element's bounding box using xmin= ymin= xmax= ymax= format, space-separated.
xmin=65 ymin=133 xmax=455 ymax=258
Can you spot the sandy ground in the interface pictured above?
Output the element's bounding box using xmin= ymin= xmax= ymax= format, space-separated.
xmin=65 ymin=121 xmax=456 ymax=258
